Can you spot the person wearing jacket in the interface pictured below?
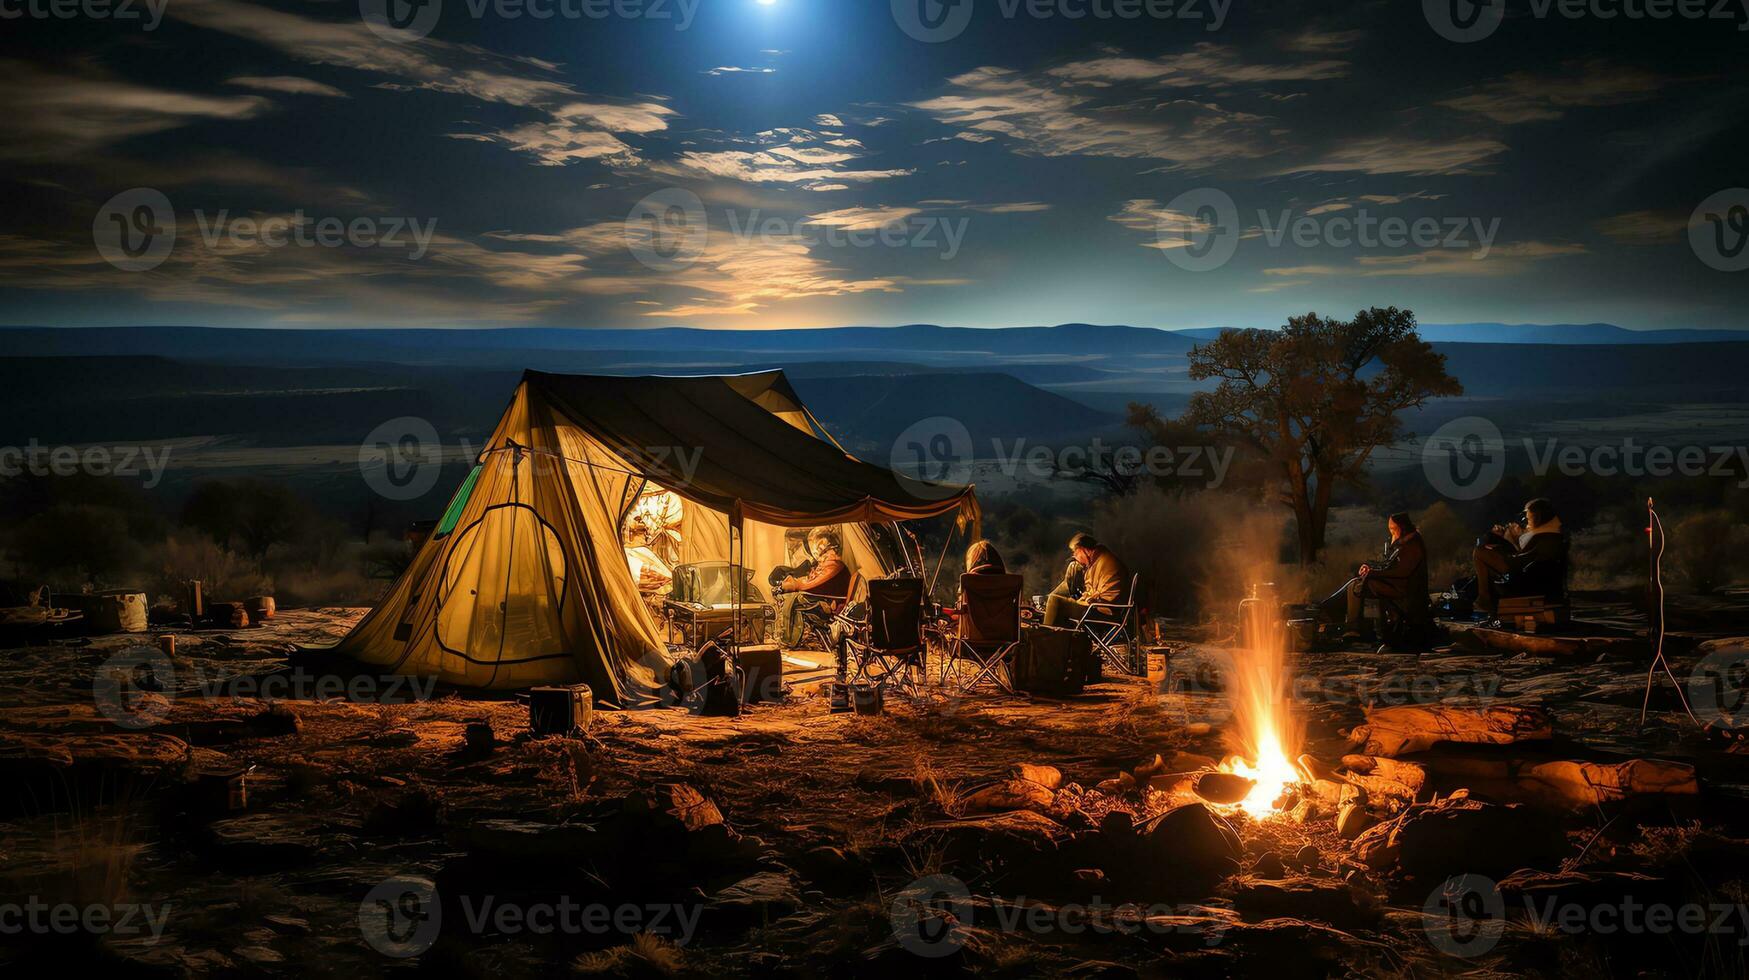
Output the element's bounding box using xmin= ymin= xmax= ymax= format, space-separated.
xmin=1473 ymin=497 xmax=1568 ymax=616
xmin=1327 ymin=512 xmax=1429 ymax=639
xmin=777 ymin=527 xmax=851 ymax=648
xmin=1044 ymin=532 xmax=1129 ymax=628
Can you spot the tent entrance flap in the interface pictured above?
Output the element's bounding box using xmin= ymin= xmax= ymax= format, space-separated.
xmin=437 ymin=503 xmax=569 ymax=667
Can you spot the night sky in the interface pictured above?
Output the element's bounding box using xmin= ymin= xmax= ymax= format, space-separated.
xmin=2 ymin=0 xmax=1745 ymax=330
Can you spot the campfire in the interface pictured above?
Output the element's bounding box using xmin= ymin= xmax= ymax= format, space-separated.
xmin=1218 ymin=585 xmax=1305 ymax=818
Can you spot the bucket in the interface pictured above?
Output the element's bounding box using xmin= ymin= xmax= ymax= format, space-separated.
xmin=851 ymin=682 xmax=884 ymax=716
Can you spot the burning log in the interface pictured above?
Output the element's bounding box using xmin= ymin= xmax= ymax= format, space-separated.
xmin=1192 ymin=770 xmax=1257 ymax=805
xmin=959 ymin=778 xmax=1056 ymax=815
xmin=1013 ymin=763 xmax=1064 ymax=790
xmin=1453 ymin=624 xmax=1643 ymax=659
xmin=1417 ymin=755 xmax=1698 ymax=811
xmin=1347 ymin=704 xmax=1552 ymax=757
xmin=1337 ymin=755 xmax=1426 ymax=809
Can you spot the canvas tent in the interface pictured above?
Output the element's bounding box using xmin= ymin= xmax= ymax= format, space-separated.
xmin=325 ymin=370 xmax=978 ymax=704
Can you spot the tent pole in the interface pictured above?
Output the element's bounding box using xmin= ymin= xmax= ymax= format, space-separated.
xmin=730 ymin=517 xmax=741 ymax=663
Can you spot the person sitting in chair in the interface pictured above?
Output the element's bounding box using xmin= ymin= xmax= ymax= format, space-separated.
xmin=965 ymin=539 xmax=1006 ymax=576
xmin=1044 ymin=532 xmax=1128 ymax=628
xmin=776 ymin=527 xmax=851 ymax=649
xmin=1472 ymin=497 xmax=1567 ymax=618
xmin=947 ymin=539 xmax=1009 ymax=615
xmin=1324 ymin=512 xmax=1428 ymax=641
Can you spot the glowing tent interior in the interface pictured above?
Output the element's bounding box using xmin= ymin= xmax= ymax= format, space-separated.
xmin=319 ymin=370 xmax=979 ymax=704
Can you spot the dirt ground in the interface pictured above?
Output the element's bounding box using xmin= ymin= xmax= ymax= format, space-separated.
xmin=4 ymin=594 xmax=1749 ymax=978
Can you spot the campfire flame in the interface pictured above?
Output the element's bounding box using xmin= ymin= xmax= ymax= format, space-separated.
xmin=1220 ymin=586 xmax=1305 ymax=818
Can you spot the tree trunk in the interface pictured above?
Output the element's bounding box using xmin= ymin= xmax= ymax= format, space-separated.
xmin=1308 ymin=467 xmax=1335 ymax=563
xmin=1286 ymin=462 xmax=1318 ymax=565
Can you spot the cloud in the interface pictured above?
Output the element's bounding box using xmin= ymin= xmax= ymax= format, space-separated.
xmin=1594 ymin=209 xmax=1687 ymax=246
xmin=1107 ymin=199 xmax=1233 ymax=249
xmin=463 ymin=100 xmax=675 ymax=166
xmin=1278 ymin=136 xmax=1508 ymax=175
xmin=635 ymin=235 xmax=902 ymax=317
xmin=166 ymin=0 xmax=672 ymax=168
xmin=477 ymin=216 xmax=906 ymax=317
xmin=803 ymin=206 xmax=921 ymax=231
xmin=1438 ymin=61 xmax=1668 ymax=124
xmin=911 ymin=64 xmax=1281 ymax=168
xmin=1263 ymin=241 xmax=1586 ymax=278
xmin=1302 ymin=190 xmax=1446 ymax=214
xmin=971 ymin=202 xmax=1051 ymax=214
xmin=1282 ymin=28 xmax=1366 ymax=53
xmin=1248 ymin=279 xmax=1310 ymax=293
xmin=815 ymin=114 xmax=845 ymax=127
xmin=706 ymin=66 xmax=776 ymax=76
xmin=1358 ymin=191 xmax=1445 ymax=205
xmin=656 ymin=142 xmax=911 ymax=187
xmin=0 ymin=61 xmax=268 ymax=161
xmin=226 ymin=75 xmax=348 ymax=97
xmin=1045 ymin=43 xmax=1349 ymax=88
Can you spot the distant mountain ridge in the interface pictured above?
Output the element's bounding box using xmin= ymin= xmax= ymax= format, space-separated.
xmin=1172 ymin=323 xmax=1749 ymax=344
xmin=0 ymin=323 xmax=1195 ymax=363
xmin=6 ymin=323 xmax=1748 ymax=360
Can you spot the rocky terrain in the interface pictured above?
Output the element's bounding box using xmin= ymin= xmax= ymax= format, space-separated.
xmin=3 ymin=597 xmax=1749 ymax=978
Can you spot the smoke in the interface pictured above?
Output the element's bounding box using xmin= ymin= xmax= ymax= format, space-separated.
xmin=1089 ymin=485 xmax=1294 ymax=619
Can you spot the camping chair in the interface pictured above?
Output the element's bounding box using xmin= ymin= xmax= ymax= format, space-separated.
xmin=798 ymin=571 xmax=864 ymax=654
xmin=1374 ymin=592 xmax=1437 ymax=653
xmin=1074 ymin=574 xmax=1143 ymax=676
xmin=940 ymin=573 xmax=1024 ymax=694
xmin=841 ymin=577 xmax=927 ymax=696
xmin=1485 ymin=536 xmax=1573 ymax=628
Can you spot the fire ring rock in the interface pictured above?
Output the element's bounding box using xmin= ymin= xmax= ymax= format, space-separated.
xmin=1135 ymin=803 xmax=1244 ymax=892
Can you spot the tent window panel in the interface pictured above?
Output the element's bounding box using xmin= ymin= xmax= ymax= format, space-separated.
xmin=437 ymin=504 xmax=568 ymax=664
xmin=435 ymin=465 xmax=484 ymax=538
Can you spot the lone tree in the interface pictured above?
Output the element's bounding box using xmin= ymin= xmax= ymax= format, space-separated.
xmin=1165 ymin=307 xmax=1461 ymax=564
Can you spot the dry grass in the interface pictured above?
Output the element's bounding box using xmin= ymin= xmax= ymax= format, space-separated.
xmin=5 ymin=805 xmax=148 ymax=911
xmin=571 ymin=934 xmax=686 ymax=977
xmin=909 ymin=753 xmax=965 ymax=816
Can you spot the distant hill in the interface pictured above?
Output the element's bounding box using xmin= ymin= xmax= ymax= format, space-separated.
xmin=1431 ymin=342 xmax=1749 ymax=398
xmin=0 ymin=355 xmax=1119 ymax=453
xmin=1173 ymin=323 xmax=1749 ymax=344
xmin=793 ymin=372 xmax=1119 ymax=455
xmin=0 ymin=323 xmax=1196 ymax=365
